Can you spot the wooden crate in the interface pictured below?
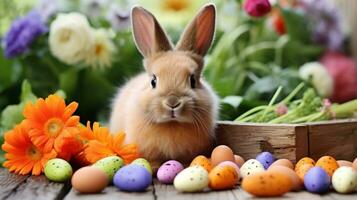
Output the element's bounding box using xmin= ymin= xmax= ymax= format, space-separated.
xmin=216 ymin=119 xmax=357 ymax=163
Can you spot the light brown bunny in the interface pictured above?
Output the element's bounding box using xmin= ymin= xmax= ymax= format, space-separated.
xmin=109 ymin=4 xmax=219 ymax=170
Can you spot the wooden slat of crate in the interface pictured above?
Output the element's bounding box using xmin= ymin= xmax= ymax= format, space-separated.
xmin=306 ymin=119 xmax=357 ymax=161
xmin=216 ymin=121 xmax=308 ymax=163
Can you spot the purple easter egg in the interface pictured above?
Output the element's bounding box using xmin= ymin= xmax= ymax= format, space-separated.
xmin=113 ymin=164 xmax=152 ymax=192
xmin=256 ymin=152 xmax=276 ymax=169
xmin=304 ymin=167 xmax=331 ymax=193
xmin=157 ymin=160 xmax=184 ymax=184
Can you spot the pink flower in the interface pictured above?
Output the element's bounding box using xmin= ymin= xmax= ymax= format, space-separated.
xmin=275 ymin=104 xmax=288 ymax=116
xmin=243 ymin=0 xmax=272 ymax=17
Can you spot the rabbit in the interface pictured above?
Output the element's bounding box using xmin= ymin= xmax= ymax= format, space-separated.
xmin=109 ymin=4 xmax=219 ymax=170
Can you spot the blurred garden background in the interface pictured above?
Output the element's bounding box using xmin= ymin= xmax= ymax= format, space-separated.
xmin=1 ymin=0 xmax=357 ymax=163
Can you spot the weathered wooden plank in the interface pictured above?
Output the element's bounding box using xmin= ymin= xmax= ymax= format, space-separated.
xmin=6 ymin=175 xmax=69 ymax=200
xmin=329 ymin=192 xmax=357 ymax=200
xmin=307 ymin=119 xmax=357 ymax=161
xmin=64 ymin=185 xmax=155 ymax=200
xmin=216 ymin=121 xmax=308 ymax=163
xmin=0 ymin=168 xmax=28 ymax=199
xmin=154 ymin=181 xmax=237 ymax=200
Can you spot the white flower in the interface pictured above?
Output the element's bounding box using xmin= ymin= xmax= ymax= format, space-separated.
xmin=84 ymin=28 xmax=116 ymax=69
xmin=49 ymin=12 xmax=93 ymax=65
xmin=299 ymin=62 xmax=334 ymax=98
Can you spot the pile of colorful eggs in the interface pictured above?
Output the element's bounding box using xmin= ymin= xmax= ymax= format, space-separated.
xmin=42 ymin=145 xmax=357 ymax=197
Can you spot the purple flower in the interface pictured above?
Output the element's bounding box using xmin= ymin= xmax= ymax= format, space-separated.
xmin=3 ymin=10 xmax=47 ymax=58
xmin=107 ymin=6 xmax=131 ymax=31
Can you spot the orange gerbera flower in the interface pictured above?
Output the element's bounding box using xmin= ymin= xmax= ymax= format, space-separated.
xmin=54 ymin=127 xmax=83 ymax=160
xmin=81 ymin=122 xmax=139 ymax=164
xmin=23 ymin=95 xmax=80 ymax=153
xmin=2 ymin=121 xmax=57 ymax=175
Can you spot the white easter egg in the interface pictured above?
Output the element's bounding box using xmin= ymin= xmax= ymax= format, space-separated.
xmin=173 ymin=166 xmax=209 ymax=192
xmin=240 ymin=159 xmax=265 ymax=178
xmin=332 ymin=166 xmax=357 ymax=193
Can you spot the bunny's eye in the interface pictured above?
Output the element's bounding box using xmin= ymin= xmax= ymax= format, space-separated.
xmin=151 ymin=75 xmax=157 ymax=89
xmin=190 ymin=75 xmax=196 ymax=89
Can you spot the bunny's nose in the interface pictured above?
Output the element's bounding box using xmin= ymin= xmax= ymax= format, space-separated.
xmin=165 ymin=96 xmax=181 ymax=109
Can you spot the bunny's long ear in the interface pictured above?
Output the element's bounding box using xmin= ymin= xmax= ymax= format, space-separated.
xmin=132 ymin=7 xmax=173 ymax=57
xmin=175 ymin=4 xmax=216 ymax=56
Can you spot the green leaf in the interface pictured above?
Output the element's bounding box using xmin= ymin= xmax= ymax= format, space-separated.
xmin=54 ymin=90 xmax=66 ymax=99
xmin=20 ymin=80 xmax=37 ymax=103
xmin=221 ymin=96 xmax=243 ymax=109
xmin=59 ymin=68 xmax=78 ymax=97
xmin=0 ymin=48 xmax=22 ymax=93
xmin=0 ymin=103 xmax=25 ymax=131
xmin=281 ymin=8 xmax=311 ymax=43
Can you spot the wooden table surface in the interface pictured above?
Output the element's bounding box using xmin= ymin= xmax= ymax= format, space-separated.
xmin=1 ymin=168 xmax=356 ymax=200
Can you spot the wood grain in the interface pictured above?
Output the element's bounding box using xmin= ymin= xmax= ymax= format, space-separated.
xmin=64 ymin=185 xmax=155 ymax=200
xmin=0 ymin=168 xmax=28 ymax=199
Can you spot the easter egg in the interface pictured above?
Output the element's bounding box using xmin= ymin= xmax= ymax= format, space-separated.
xmin=256 ymin=152 xmax=275 ymax=169
xmin=242 ymin=171 xmax=292 ymax=197
xmin=173 ymin=166 xmax=209 ymax=192
xmin=240 ymin=159 xmax=265 ymax=178
xmin=190 ymin=155 xmax=212 ymax=172
xmin=209 ymin=165 xmax=238 ymax=190
xmin=295 ymin=157 xmax=315 ymax=171
xmin=132 ymin=158 xmax=152 ymax=175
xmin=332 ymin=166 xmax=357 ymax=193
xmin=234 ymin=155 xmax=245 ymax=167
xmin=295 ymin=163 xmax=314 ymax=181
xmin=211 ymin=145 xmax=235 ymax=166
xmin=113 ymin=164 xmax=152 ymax=192
xmin=93 ymin=156 xmax=124 ymax=181
xmin=218 ymin=161 xmax=240 ymax=176
xmin=337 ymin=160 xmax=353 ymax=168
xmin=44 ymin=158 xmax=72 ymax=182
xmin=304 ymin=167 xmax=330 ymax=193
xmin=269 ymin=159 xmax=294 ymax=170
xmin=71 ymin=166 xmax=108 ymax=193
xmin=353 ymin=158 xmax=357 ymax=170
xmin=315 ymin=156 xmax=339 ymax=177
xmin=268 ymin=165 xmax=302 ymax=191
xmin=157 ymin=160 xmax=184 ymax=184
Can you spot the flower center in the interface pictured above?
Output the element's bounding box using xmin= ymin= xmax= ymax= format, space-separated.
xmin=163 ymin=0 xmax=189 ymax=12
xmin=27 ymin=145 xmax=42 ymax=160
xmin=60 ymin=29 xmax=71 ymax=42
xmin=95 ymin=44 xmax=104 ymax=56
xmin=45 ymin=118 xmax=63 ymax=137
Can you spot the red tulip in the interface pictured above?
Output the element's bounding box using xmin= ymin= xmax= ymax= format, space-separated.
xmin=272 ymin=11 xmax=286 ymax=35
xmin=243 ymin=0 xmax=272 ymax=17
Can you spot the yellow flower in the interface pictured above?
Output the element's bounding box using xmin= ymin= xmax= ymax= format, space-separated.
xmin=85 ymin=28 xmax=116 ymax=69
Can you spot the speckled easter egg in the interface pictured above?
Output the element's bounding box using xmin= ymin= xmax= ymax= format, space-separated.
xmin=337 ymin=160 xmax=353 ymax=168
xmin=157 ymin=160 xmax=184 ymax=184
xmin=209 ymin=165 xmax=238 ymax=190
xmin=173 ymin=166 xmax=209 ymax=192
xmin=295 ymin=163 xmax=314 ymax=181
xmin=295 ymin=157 xmax=315 ymax=171
xmin=218 ymin=161 xmax=240 ymax=176
xmin=242 ymin=171 xmax=292 ymax=197
xmin=234 ymin=155 xmax=245 ymax=167
xmin=240 ymin=159 xmax=265 ymax=178
xmin=44 ymin=158 xmax=72 ymax=182
xmin=269 ymin=159 xmax=294 ymax=170
xmin=93 ymin=156 xmax=124 ymax=181
xmin=256 ymin=152 xmax=275 ymax=169
xmin=332 ymin=166 xmax=357 ymax=193
xmin=190 ymin=155 xmax=212 ymax=172
xmin=315 ymin=156 xmax=339 ymax=177
xmin=268 ymin=165 xmax=302 ymax=191
xmin=113 ymin=164 xmax=152 ymax=192
xmin=71 ymin=166 xmax=108 ymax=193
xmin=211 ymin=145 xmax=235 ymax=167
xmin=132 ymin=158 xmax=152 ymax=175
xmin=304 ymin=167 xmax=330 ymax=193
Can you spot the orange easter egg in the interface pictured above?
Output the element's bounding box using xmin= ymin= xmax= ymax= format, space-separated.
xmin=190 ymin=155 xmax=212 ymax=172
xmin=242 ymin=170 xmax=292 ymax=197
xmin=208 ymin=165 xmax=238 ymax=190
xmin=353 ymin=158 xmax=357 ymax=170
xmin=211 ymin=145 xmax=235 ymax=167
xmin=269 ymin=159 xmax=294 ymax=170
xmin=268 ymin=165 xmax=302 ymax=191
xmin=295 ymin=163 xmax=314 ymax=181
xmin=234 ymin=155 xmax=245 ymax=167
xmin=295 ymin=157 xmax=315 ymax=171
xmin=315 ymin=156 xmax=339 ymax=177
xmin=337 ymin=160 xmax=353 ymax=168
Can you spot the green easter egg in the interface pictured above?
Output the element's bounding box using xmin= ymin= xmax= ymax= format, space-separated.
xmin=93 ymin=156 xmax=124 ymax=181
xmin=132 ymin=158 xmax=152 ymax=175
xmin=44 ymin=158 xmax=73 ymax=182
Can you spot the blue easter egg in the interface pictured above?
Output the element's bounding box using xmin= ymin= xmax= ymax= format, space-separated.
xmin=304 ymin=167 xmax=331 ymax=193
xmin=113 ymin=164 xmax=152 ymax=192
xmin=256 ymin=152 xmax=275 ymax=169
